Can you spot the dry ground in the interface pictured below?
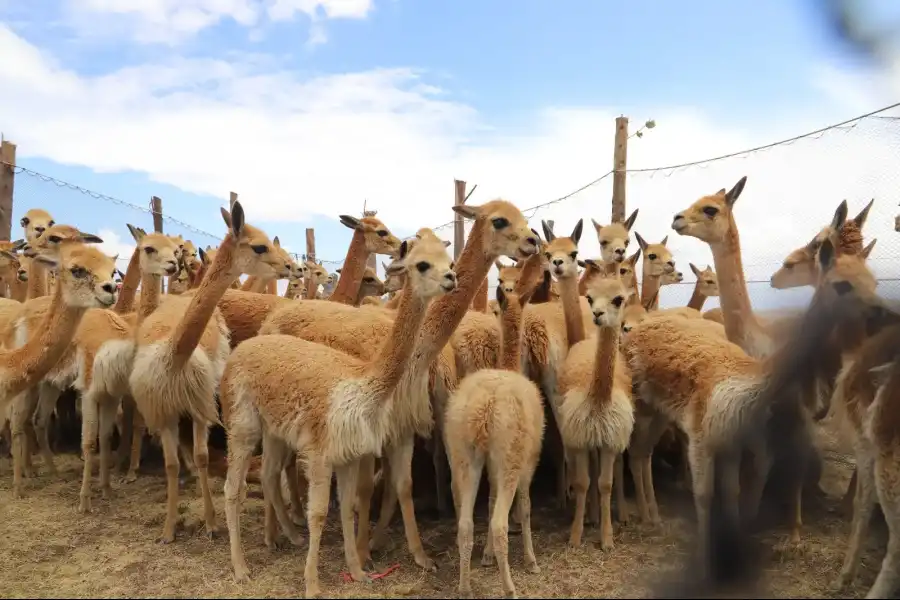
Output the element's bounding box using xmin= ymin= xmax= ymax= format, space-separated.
xmin=0 ymin=417 xmax=890 ymax=599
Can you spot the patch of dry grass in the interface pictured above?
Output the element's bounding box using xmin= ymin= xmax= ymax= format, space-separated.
xmin=0 ymin=417 xmax=889 ymax=598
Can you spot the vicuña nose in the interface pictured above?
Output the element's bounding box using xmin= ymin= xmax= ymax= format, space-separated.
xmin=34 ymin=226 xmax=45 ymax=234
xmin=552 ymin=259 xmax=564 ymax=267
xmin=614 ymin=248 xmax=625 ymax=255
xmin=101 ymin=283 xmax=115 ymax=294
xmin=444 ymin=271 xmax=456 ymax=282
xmin=526 ymin=236 xmax=538 ymax=247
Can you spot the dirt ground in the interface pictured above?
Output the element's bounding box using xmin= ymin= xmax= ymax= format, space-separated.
xmin=0 ymin=416 xmax=889 ymax=599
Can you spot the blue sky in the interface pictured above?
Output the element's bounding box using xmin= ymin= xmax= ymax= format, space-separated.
xmin=0 ymin=0 xmax=897 ymax=307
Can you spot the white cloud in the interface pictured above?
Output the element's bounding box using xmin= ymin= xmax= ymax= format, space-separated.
xmin=95 ymin=227 xmax=136 ymax=272
xmin=2 ymin=25 xmax=900 ymax=311
xmin=60 ymin=0 xmax=373 ymax=45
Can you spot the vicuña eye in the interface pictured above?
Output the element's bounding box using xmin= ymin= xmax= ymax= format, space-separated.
xmin=703 ymin=206 xmax=719 ymax=218
xmin=70 ymin=267 xmax=88 ymax=279
xmin=491 ymin=217 xmax=510 ymax=230
xmin=377 ymin=230 xmax=388 ymax=237
xmin=251 ymin=245 xmax=268 ymax=254
xmin=416 ymin=261 xmax=431 ymax=273
xmin=648 ymin=254 xmax=657 ymax=260
xmin=611 ymin=296 xmax=624 ymax=307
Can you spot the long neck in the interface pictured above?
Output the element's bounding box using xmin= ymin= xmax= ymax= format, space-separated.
xmin=366 ymin=281 xmax=430 ymax=396
xmin=587 ymin=327 xmax=619 ymax=409
xmin=640 ymin=265 xmax=661 ymax=311
xmin=329 ymin=230 xmax=370 ymax=305
xmin=26 ymin=260 xmax=48 ymax=300
xmin=170 ymin=234 xmax=240 ymax=368
xmin=385 ymin=290 xmax=403 ymax=309
xmin=578 ymin=269 xmax=593 ymax=296
xmin=500 ymin=303 xmax=524 ymax=371
xmin=1 ymin=283 xmax=87 ymax=397
xmin=266 ymin=279 xmax=278 ymax=295
xmin=9 ymin=275 xmax=26 ymax=302
xmin=114 ymin=248 xmax=142 ymax=315
xmin=710 ymin=218 xmax=767 ymax=355
xmin=354 ymin=285 xmax=369 ymax=307
xmin=414 ymin=219 xmax=493 ymax=366
xmin=686 ymin=284 xmax=706 ymax=311
xmin=558 ymin=275 xmax=585 ymax=347
xmin=138 ymin=270 xmax=162 ymax=322
xmin=472 ymin=277 xmax=489 ymax=312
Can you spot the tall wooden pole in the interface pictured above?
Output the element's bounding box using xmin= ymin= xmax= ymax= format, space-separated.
xmin=305 ymin=228 xmax=317 ymax=299
xmin=453 ymin=180 xmax=466 ymax=260
xmin=229 ymin=191 xmax=238 ymax=212
xmin=611 ymin=116 xmax=629 ymax=223
xmin=150 ymin=196 xmax=165 ymax=295
xmin=0 ymin=140 xmax=16 ymax=242
xmin=363 ymin=208 xmax=378 ymax=271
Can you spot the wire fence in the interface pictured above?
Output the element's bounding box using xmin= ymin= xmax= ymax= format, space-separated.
xmin=3 ymin=102 xmax=900 ymax=307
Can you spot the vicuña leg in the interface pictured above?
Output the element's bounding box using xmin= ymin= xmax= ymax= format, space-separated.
xmin=98 ymin=397 xmax=118 ymax=500
xmin=454 ymin=448 xmax=484 ymax=599
xmin=191 ymin=418 xmax=217 ymax=537
xmin=568 ymin=448 xmax=589 ymax=547
xmin=10 ymin=388 xmax=38 ymax=498
xmin=837 ymin=446 xmax=877 ymax=590
xmin=125 ymin=410 xmax=146 ymax=483
xmin=491 ymin=474 xmax=519 ymax=598
xmin=261 ymin=434 xmax=303 ymax=549
xmin=78 ymin=390 xmax=101 ymax=513
xmin=224 ymin=436 xmax=255 ymax=583
xmin=868 ymin=453 xmax=900 ymax=599
xmin=158 ymin=422 xmax=181 ymax=543
xmin=598 ymin=448 xmax=617 ymax=551
xmin=32 ymin=382 xmax=60 ymax=475
xmin=335 ymin=460 xmax=372 ymax=584
xmin=303 ymin=454 xmax=334 ymax=599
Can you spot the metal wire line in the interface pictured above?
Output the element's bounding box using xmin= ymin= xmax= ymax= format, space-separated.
xmin=4 ymin=100 xmax=899 ymax=266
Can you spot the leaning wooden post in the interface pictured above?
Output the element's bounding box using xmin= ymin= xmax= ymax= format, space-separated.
xmin=0 ymin=140 xmax=16 ymax=242
xmin=363 ymin=207 xmax=378 ymax=271
xmin=611 ymin=116 xmax=629 ymax=223
xmin=305 ymin=228 xmax=317 ymax=299
xmin=151 ymin=196 xmax=165 ymax=295
xmin=455 ymin=179 xmax=488 ymax=311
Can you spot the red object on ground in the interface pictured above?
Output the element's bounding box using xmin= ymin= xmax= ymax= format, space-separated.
xmin=340 ymin=563 xmax=400 ymax=583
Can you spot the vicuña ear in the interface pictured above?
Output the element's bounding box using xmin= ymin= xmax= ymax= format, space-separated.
xmin=624 ymin=208 xmax=639 ymax=231
xmin=570 ymin=218 xmax=584 ymax=245
xmin=818 ymin=237 xmax=837 ymax=273
xmin=724 ymin=175 xmax=747 ymax=206
xmin=339 ymin=215 xmax=362 ymax=231
xmin=853 ymin=198 xmax=875 ymax=229
xmin=442 ymin=240 xmax=451 ymax=248
xmin=79 ymin=233 xmax=104 ymax=244
xmin=273 ymin=236 xmax=281 ymax=248
xmin=494 ymin=260 xmax=505 ymax=271
xmin=451 ymin=205 xmax=478 ymax=220
xmin=634 ymin=232 xmax=649 ymax=251
xmin=862 ymin=238 xmax=877 ymax=259
xmin=0 ymin=250 xmax=17 ymax=262
xmin=398 ymin=240 xmax=409 ymax=260
xmin=11 ymin=239 xmax=25 ymax=250
xmin=126 ymin=224 xmax=145 ymax=243
xmin=628 ymin=248 xmax=642 ymax=265
xmin=198 ymin=247 xmax=208 ymax=264
xmin=541 ymin=220 xmax=556 ymax=243
xmin=689 ymin=262 xmax=702 ymax=278
xmin=830 ymin=199 xmax=849 ymax=231
xmin=225 ymin=202 xmax=245 ymax=237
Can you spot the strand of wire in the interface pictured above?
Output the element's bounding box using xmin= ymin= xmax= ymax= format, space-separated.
xmin=415 ymin=100 xmax=900 ymax=236
xmin=6 ymin=100 xmax=900 ymax=266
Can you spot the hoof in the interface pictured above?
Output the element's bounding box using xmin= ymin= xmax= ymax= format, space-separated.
xmin=416 ymin=555 xmax=437 ymax=572
xmin=123 ymin=473 xmax=138 ymax=484
xmin=158 ymin=533 xmax=176 ymax=545
xmin=233 ymin=566 xmax=251 ymax=584
xmin=527 ymin=562 xmax=541 ymax=574
xmin=599 ymin=539 xmax=615 ymax=552
xmin=459 ymin=588 xmax=475 ymax=599
xmin=77 ymin=498 xmax=92 ymax=514
xmin=480 ymin=553 xmax=494 ymax=567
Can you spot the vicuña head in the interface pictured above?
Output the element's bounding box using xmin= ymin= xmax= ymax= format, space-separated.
xmin=634 ymin=232 xmax=675 ymax=277
xmin=671 ymin=175 xmax=747 ymax=244
xmin=218 ymin=205 xmax=284 ymax=277
xmin=23 ymin=224 xmax=102 ymax=258
xmin=584 ymin=265 xmax=632 ymax=328
xmin=621 ymin=302 xmax=648 ymax=335
xmin=20 ymin=208 xmax=55 ymax=242
xmin=271 ymin=236 xmax=296 ymax=279
xmin=816 ymin=236 xmax=878 ymax=310
xmin=770 ymin=198 xmax=873 ymax=290
xmin=385 ymin=236 xmax=457 ymax=298
xmin=178 ymin=239 xmax=202 ymax=273
xmin=495 ymin=260 xmax=521 ymax=293
xmin=662 ymin=270 xmax=684 ymax=285
xmin=17 ymin=244 xmax=119 ymax=308
xmin=451 ymin=199 xmax=540 ymax=260
xmin=339 ymin=215 xmax=404 ymax=258
xmin=690 ymin=263 xmax=719 ymax=297
xmin=542 ymin=218 xmax=583 ymax=279
xmin=127 ymin=225 xmax=180 ymax=276
xmin=592 ymin=208 xmax=638 ymax=263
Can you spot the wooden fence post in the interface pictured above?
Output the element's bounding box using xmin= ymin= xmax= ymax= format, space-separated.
xmin=305 ymin=228 xmax=317 ymax=299
xmin=454 ymin=179 xmax=488 ymax=311
xmin=363 ymin=208 xmax=378 ymax=272
xmin=230 ymin=191 xmax=238 ymax=212
xmin=611 ymin=116 xmax=629 ymax=223
xmin=0 ymin=140 xmax=16 ymax=243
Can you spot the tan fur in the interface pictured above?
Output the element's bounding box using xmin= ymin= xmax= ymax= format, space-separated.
xmin=221 ymin=235 xmax=456 ymax=596
xmin=558 ymin=268 xmax=635 ymax=549
xmin=445 ymin=280 xmax=545 ymax=598
xmin=591 ymin=209 xmax=638 ymax=264
xmin=0 ymin=243 xmax=117 ymax=498
xmin=634 ymin=232 xmax=675 ymax=312
xmin=130 ymin=203 xmax=283 ymax=544
xmin=327 ymin=215 xmax=401 ymax=305
xmin=626 ymin=237 xmax=876 ymax=563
